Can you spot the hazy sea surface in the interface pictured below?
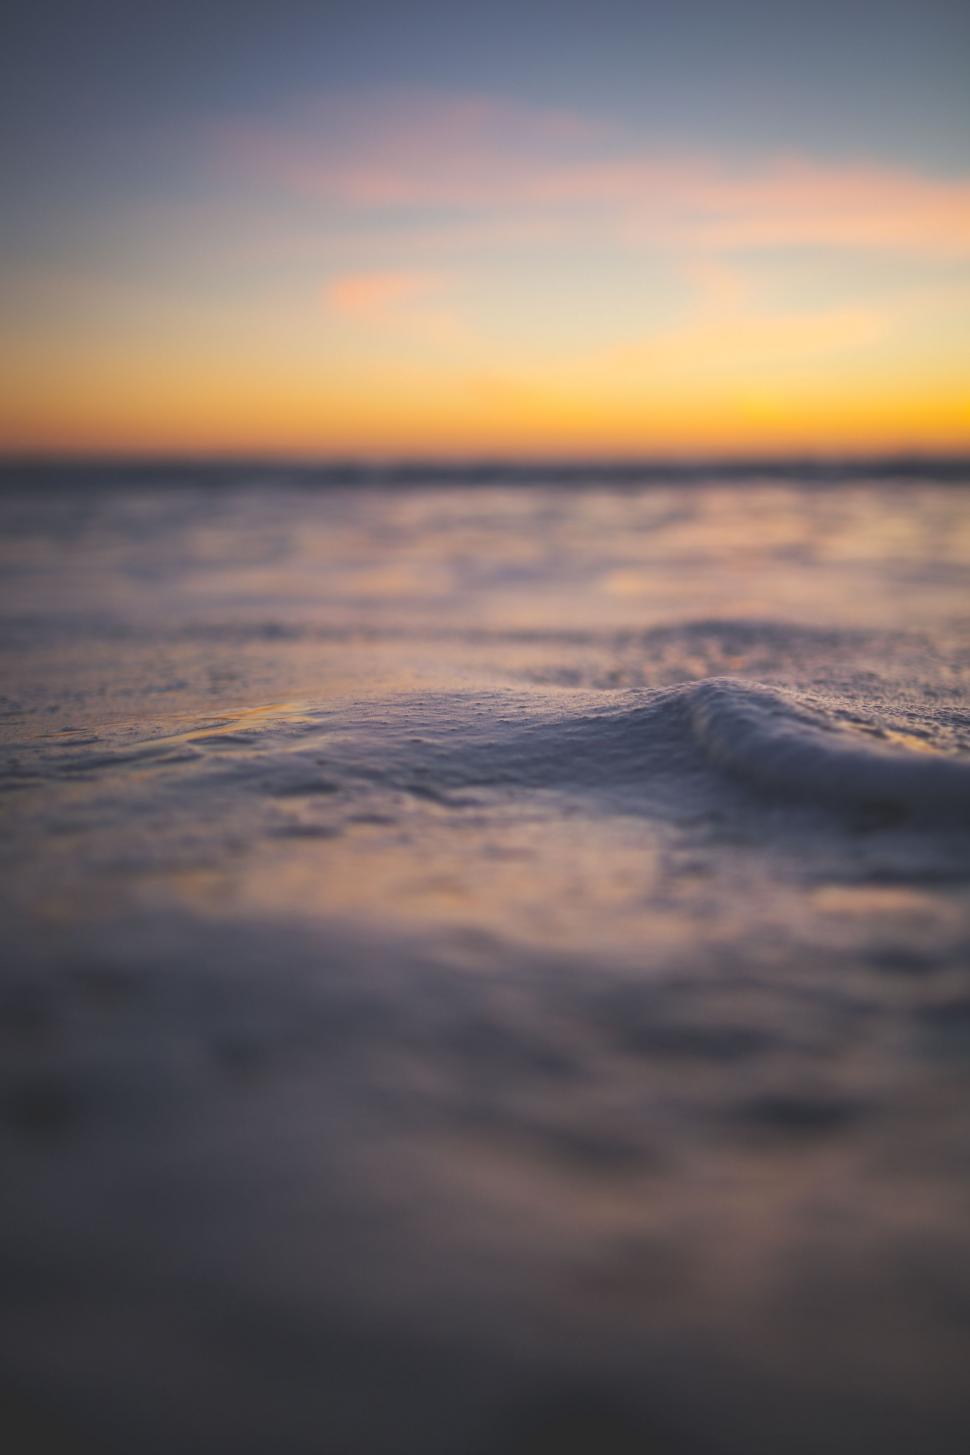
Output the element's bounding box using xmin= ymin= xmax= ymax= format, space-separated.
xmin=2 ymin=466 xmax=969 ymax=1453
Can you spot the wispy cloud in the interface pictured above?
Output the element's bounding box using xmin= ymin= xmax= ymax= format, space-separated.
xmin=324 ymin=270 xmax=434 ymax=319
xmin=607 ymin=260 xmax=888 ymax=375
xmin=220 ymin=92 xmax=970 ymax=259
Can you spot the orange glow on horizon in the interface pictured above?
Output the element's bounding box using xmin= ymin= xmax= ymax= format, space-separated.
xmin=5 ymin=363 xmax=968 ymax=459
xmin=3 ymin=99 xmax=969 ymax=458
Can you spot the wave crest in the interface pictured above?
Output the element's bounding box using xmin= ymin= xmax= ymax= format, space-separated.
xmin=686 ymin=678 xmax=970 ymax=820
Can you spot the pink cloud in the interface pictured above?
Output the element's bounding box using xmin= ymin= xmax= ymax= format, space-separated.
xmin=654 ymin=160 xmax=970 ymax=255
xmin=324 ymin=270 xmax=434 ymax=318
xmin=218 ymin=93 xmax=970 ymax=258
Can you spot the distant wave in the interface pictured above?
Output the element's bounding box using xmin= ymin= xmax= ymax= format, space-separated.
xmin=1 ymin=455 xmax=969 ymax=492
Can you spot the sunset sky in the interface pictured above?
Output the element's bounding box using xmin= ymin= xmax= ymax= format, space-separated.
xmin=2 ymin=0 xmax=969 ymax=457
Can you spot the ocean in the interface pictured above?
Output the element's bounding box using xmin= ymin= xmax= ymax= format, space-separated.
xmin=1 ymin=463 xmax=969 ymax=1453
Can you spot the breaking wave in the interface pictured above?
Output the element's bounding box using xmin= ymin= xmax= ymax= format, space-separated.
xmin=683 ymin=678 xmax=970 ymax=820
xmin=396 ymin=677 xmax=970 ymax=822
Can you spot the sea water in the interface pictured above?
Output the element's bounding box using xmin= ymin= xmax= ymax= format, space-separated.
xmin=1 ymin=466 xmax=969 ymax=1452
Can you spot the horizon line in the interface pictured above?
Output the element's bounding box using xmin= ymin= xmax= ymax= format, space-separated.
xmin=2 ymin=449 xmax=969 ymax=479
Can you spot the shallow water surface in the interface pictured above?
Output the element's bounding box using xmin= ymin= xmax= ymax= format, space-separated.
xmin=1 ymin=470 xmax=969 ymax=1453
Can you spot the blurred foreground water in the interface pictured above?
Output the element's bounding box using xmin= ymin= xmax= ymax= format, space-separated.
xmin=1 ymin=467 xmax=969 ymax=1453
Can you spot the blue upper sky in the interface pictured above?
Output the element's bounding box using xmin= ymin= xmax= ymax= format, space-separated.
xmin=4 ymin=1 xmax=969 ymax=179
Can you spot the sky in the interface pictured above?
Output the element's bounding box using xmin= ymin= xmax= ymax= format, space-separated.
xmin=1 ymin=0 xmax=968 ymax=457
